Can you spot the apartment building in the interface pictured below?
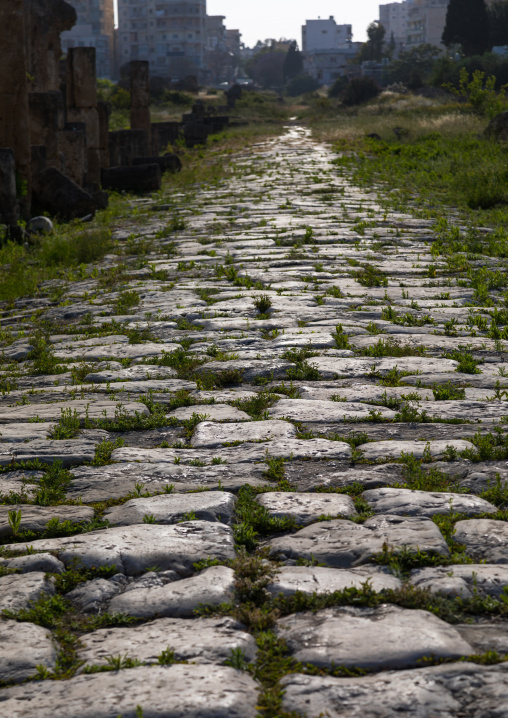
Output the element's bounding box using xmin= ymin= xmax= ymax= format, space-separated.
xmin=302 ymin=16 xmax=359 ymax=84
xmin=117 ymin=0 xmax=207 ymax=79
xmin=61 ymin=0 xmax=115 ymax=78
xmin=379 ymin=0 xmax=448 ymax=50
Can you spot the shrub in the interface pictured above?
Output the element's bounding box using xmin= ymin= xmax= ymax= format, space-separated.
xmin=341 ymin=77 xmax=381 ymax=106
xmin=286 ymin=74 xmax=320 ymax=97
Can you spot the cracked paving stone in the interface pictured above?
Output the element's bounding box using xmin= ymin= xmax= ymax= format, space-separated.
xmin=83 ymin=365 xmax=177 ymax=382
xmin=410 ymin=564 xmax=508 ymax=598
xmin=452 ymin=519 xmax=508 ymax=563
xmin=281 ymin=662 xmax=508 ymax=717
xmin=269 ymin=515 xmax=449 ymax=567
xmin=362 ymin=488 xmax=497 ymax=517
xmin=0 ymin=664 xmax=259 ymax=717
xmin=267 ymin=566 xmax=402 ymax=596
xmin=66 ymin=462 xmax=268 ymax=502
xmin=0 ymin=423 xmax=55 ymax=442
xmin=0 ymin=504 xmax=94 ymax=538
xmin=3 ymin=522 xmax=236 ymax=576
xmin=267 ymin=398 xmax=396 ymax=422
xmin=257 ymin=492 xmax=357 ymax=524
xmin=168 ymin=404 xmax=251 ymax=422
xmin=276 ymin=605 xmax=472 ymax=670
xmin=108 ymin=565 xmax=235 ymax=618
xmin=0 ymin=400 xmax=149 ymax=424
xmin=104 ymin=491 xmax=236 ymax=526
xmin=0 ymin=439 xmax=98 ymax=467
xmin=0 ymin=553 xmax=65 ymax=575
xmin=190 ymin=419 xmax=297 ymax=447
xmin=0 ymin=572 xmax=55 ymax=612
xmin=77 ymin=616 xmax=257 ymax=668
xmin=357 ymin=439 xmax=474 ymax=461
xmin=0 ymin=621 xmax=57 ymax=684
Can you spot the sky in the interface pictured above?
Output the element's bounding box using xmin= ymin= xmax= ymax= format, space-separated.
xmin=207 ymin=0 xmax=382 ymax=47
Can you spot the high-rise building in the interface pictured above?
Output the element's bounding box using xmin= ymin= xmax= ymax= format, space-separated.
xmin=379 ymin=0 xmax=451 ymax=51
xmin=61 ymin=0 xmax=115 ymax=78
xmin=117 ymin=0 xmax=207 ymax=80
xmin=379 ymin=1 xmax=413 ymax=47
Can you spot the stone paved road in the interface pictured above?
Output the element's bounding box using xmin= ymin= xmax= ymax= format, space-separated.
xmin=2 ymin=126 xmax=508 ymax=716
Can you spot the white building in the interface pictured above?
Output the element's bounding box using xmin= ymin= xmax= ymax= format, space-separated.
xmin=61 ymin=0 xmax=116 ymax=78
xmin=379 ymin=0 xmax=449 ymax=51
xmin=302 ymin=16 xmax=359 ymax=85
xmin=379 ymin=1 xmax=413 ymax=47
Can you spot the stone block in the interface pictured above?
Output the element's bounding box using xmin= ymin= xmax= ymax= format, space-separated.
xmin=0 ymin=147 xmax=18 ymax=225
xmin=32 ymin=166 xmax=96 ymax=220
xmin=108 ymin=129 xmax=149 ymax=167
xmin=28 ymin=91 xmax=65 ymax=165
xmin=57 ymin=123 xmax=87 ymax=186
xmin=66 ymin=47 xmax=97 ymax=109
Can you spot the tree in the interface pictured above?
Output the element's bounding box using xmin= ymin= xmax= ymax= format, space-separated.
xmin=357 ymin=22 xmax=386 ymax=63
xmin=488 ymin=1 xmax=508 ymax=46
xmin=386 ymin=44 xmax=442 ymax=85
xmin=283 ymin=41 xmax=303 ymax=80
xmin=442 ymin=0 xmax=491 ymax=56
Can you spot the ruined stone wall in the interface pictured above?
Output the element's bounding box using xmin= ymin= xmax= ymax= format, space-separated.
xmin=23 ymin=0 xmax=76 ymax=93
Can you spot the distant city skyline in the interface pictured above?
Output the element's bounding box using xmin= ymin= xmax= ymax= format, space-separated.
xmin=207 ymin=0 xmax=381 ymax=46
xmin=112 ymin=1 xmax=382 ymax=46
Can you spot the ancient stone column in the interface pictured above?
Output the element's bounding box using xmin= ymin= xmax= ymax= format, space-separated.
xmin=0 ymin=0 xmax=31 ymax=219
xmin=130 ymin=61 xmax=151 ymax=147
xmin=0 ymin=149 xmax=19 ymax=226
xmin=66 ymin=47 xmax=100 ymax=187
xmin=28 ymin=91 xmax=65 ymax=170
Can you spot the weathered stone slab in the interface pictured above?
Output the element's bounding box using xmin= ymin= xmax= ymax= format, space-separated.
xmin=258 ymin=492 xmax=357 ymax=524
xmin=0 ymin=422 xmax=55 ymax=442
xmin=276 ymin=605 xmax=472 ymax=670
xmin=310 ymin=356 xmax=457 ymax=379
xmin=269 ymin=515 xmax=449 ymax=567
xmin=4 ymin=523 xmax=236 ymax=576
xmin=191 ymin=419 xmax=296 ymax=447
xmin=418 ymin=400 xmax=508 ymax=422
xmin=455 ymin=623 xmax=508 ymax=655
xmin=358 ymin=439 xmax=474 ymax=461
xmin=67 ymin=578 xmax=122 ymax=613
xmin=267 ymin=399 xmax=396 ymax=422
xmin=281 ymin=662 xmax=508 ymax=717
xmin=112 ymin=438 xmax=352 ymax=464
xmin=0 ymin=664 xmax=259 ymax=717
xmin=105 ymin=492 xmax=236 ymax=526
xmin=362 ymin=488 xmax=497 ymax=517
xmin=53 ymin=342 xmax=171 ymax=360
xmin=0 ymin=572 xmax=55 ymax=612
xmin=194 ymin=359 xmax=294 ymax=381
xmin=0 ymin=504 xmax=94 ymax=537
xmin=267 ymin=566 xmax=402 ymax=596
xmin=67 ymin=462 xmax=268 ymax=502
xmin=78 ymin=616 xmax=256 ymax=668
xmin=0 ymin=621 xmax=56 ymax=684
xmin=299 ymin=384 xmax=434 ymax=403
xmin=109 ymin=565 xmax=235 ymax=618
xmin=0 ymin=400 xmax=149 ymax=424
xmin=0 ymin=552 xmax=65 ymax=575
xmin=410 ymin=564 xmax=508 ymax=598
xmin=0 ymin=439 xmax=97 ymax=467
xmin=84 ymin=365 xmax=177 ymax=382
xmin=454 ymin=519 xmax=508 ymax=563
xmin=168 ymin=404 xmax=251 ymax=422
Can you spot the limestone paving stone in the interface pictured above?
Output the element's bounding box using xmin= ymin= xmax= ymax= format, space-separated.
xmin=276 ymin=605 xmax=472 ymax=670
xmin=0 ymin=399 xmax=149 ymax=424
xmin=0 ymin=504 xmax=94 ymax=538
xmin=0 ymin=572 xmax=55 ymax=612
xmin=190 ymin=419 xmax=297 ymax=447
xmin=453 ymin=519 xmax=508 ymax=563
xmin=258 ymin=492 xmax=357 ymax=524
xmin=0 ymin=664 xmax=259 ymax=718
xmin=267 ymin=566 xmax=402 ymax=596
xmin=0 ymin=422 xmax=55 ymax=442
xmin=358 ymin=439 xmax=474 ymax=461
xmin=66 ymin=578 xmax=122 ymax=613
xmin=267 ymin=398 xmax=396 ymax=422
xmin=105 ymin=491 xmax=236 ymax=526
xmin=4 ymin=522 xmax=236 ymax=576
xmin=455 ymin=623 xmax=508 ymax=655
xmin=83 ymin=365 xmax=177 ymax=382
xmin=309 ymin=356 xmax=458 ymax=379
xmin=0 ymin=439 xmax=98 ymax=467
xmin=108 ymin=565 xmax=236 ymax=618
xmin=0 ymin=621 xmax=57 ymax=684
xmin=269 ymin=515 xmax=449 ymax=567
xmin=66 ymin=462 xmax=269 ymax=502
xmin=362 ymin=488 xmax=497 ymax=517
xmin=78 ymin=616 xmax=257 ymax=668
xmin=298 ymin=384 xmax=435 ymax=403
xmin=410 ymin=564 xmax=508 ymax=598
xmin=281 ymin=662 xmax=508 ymax=717
xmin=168 ymin=403 xmax=251 ymax=422
xmin=0 ymin=552 xmax=65 ymax=575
